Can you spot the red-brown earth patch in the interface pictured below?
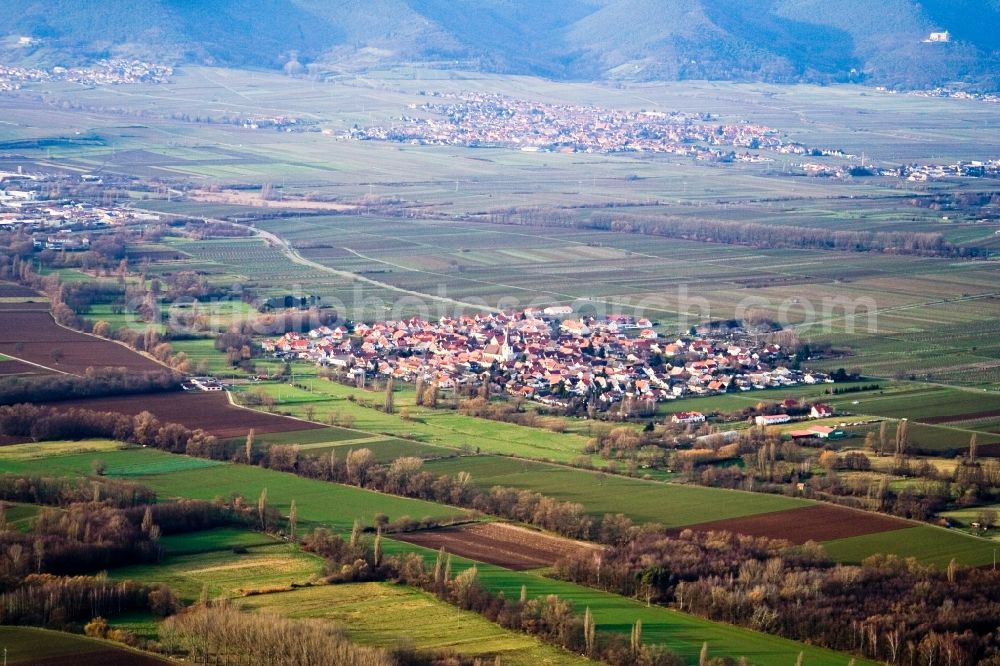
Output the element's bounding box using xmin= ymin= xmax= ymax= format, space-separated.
xmin=0 ymin=358 xmax=44 ymax=376
xmin=0 ymin=301 xmax=49 ymax=310
xmin=39 ymin=391 xmax=322 ymax=439
xmin=0 ymin=283 xmax=41 ymax=297
xmin=0 ymin=309 xmax=164 ymax=375
xmin=395 ymin=522 xmax=602 ymax=570
xmin=668 ymin=504 xmax=912 ymax=544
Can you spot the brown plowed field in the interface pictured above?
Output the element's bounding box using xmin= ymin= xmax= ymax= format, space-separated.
xmin=920 ymin=409 xmax=1000 ymax=424
xmin=0 ymin=283 xmax=41 ymax=297
xmin=668 ymin=504 xmax=911 ymax=544
xmin=0 ymin=309 xmax=164 ymax=375
xmin=0 ymin=302 xmax=49 ymax=310
xmin=0 ymin=359 xmax=43 ymax=376
xmin=40 ymin=391 xmax=323 ymax=439
xmin=395 ymin=522 xmax=602 ymax=570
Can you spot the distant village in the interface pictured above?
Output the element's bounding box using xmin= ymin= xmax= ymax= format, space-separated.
xmin=0 ymin=170 xmax=161 ymax=250
xmin=265 ymin=309 xmax=833 ymax=414
xmin=346 ymin=91 xmax=805 ymax=162
xmin=345 ymin=91 xmax=1000 ymax=181
xmin=0 ymin=58 xmax=172 ymax=92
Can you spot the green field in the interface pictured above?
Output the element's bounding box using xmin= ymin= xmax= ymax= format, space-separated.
xmin=0 ymin=447 xmax=468 ymax=531
xmin=377 ymin=539 xmax=876 ymax=666
xmin=0 ymin=625 xmax=169 ymax=664
xmin=0 ymin=439 xmax=126 ymax=461
xmin=234 ymin=379 xmax=595 ymax=464
xmin=242 ymin=583 xmax=589 ymax=666
xmin=2 ymin=502 xmax=44 ymax=532
xmin=159 ymin=526 xmax=280 ymax=556
xmin=0 ymin=447 xmax=222 ymax=478
xmin=425 ymin=455 xmax=810 ymax=527
xmin=822 ymin=525 xmax=999 ymax=567
xmin=112 ymin=529 xmax=324 ymax=601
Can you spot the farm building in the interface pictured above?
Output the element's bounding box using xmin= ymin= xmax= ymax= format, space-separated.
xmin=810 ymin=404 xmax=834 ymax=418
xmin=755 ymin=413 xmax=791 ymax=426
xmin=671 ymin=411 xmax=706 ymax=425
xmin=789 ymin=425 xmax=845 ymax=440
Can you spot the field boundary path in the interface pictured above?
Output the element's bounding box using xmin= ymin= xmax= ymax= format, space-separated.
xmin=124 ymin=206 xmax=491 ymax=312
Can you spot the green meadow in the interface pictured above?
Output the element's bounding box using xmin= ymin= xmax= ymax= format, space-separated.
xmin=242 ymin=583 xmax=590 ymax=666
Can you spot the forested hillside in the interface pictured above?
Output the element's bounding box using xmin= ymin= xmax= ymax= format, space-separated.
xmin=2 ymin=0 xmax=998 ymax=89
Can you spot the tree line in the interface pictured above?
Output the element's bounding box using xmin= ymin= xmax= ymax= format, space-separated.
xmin=0 ymin=368 xmax=180 ymax=406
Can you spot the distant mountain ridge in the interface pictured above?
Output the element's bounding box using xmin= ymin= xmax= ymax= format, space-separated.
xmin=3 ymin=0 xmax=998 ymax=89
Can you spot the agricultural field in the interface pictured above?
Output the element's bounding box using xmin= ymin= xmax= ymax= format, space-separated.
xmin=0 ymin=446 xmax=468 ymax=531
xmin=395 ymin=521 xmax=602 ymax=571
xmin=376 ymin=539 xmax=878 ymax=666
xmin=822 ymin=525 xmax=998 ymax=567
xmin=39 ymin=390 xmax=324 ymax=440
xmin=424 ymin=455 xmax=1000 ymax=566
xmin=666 ymin=504 xmax=912 ymax=543
xmin=0 ymin=441 xmax=884 ymax=663
xmin=233 ymin=379 xmax=595 ymax=463
xmin=0 ymin=626 xmax=170 ymax=665
xmin=0 ymin=306 xmax=165 ymax=375
xmin=1 ymin=501 xmax=44 ymax=532
xmin=425 ymin=455 xmax=810 ymax=528
xmin=242 ymin=583 xmax=590 ymax=666
xmin=111 ymin=528 xmax=324 ymax=601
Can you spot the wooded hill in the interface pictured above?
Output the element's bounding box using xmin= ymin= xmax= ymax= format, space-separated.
xmin=3 ymin=0 xmax=999 ymax=90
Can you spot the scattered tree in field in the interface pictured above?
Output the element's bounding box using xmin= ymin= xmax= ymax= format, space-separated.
xmin=879 ymin=421 xmax=888 ymax=456
xmin=288 ymin=499 xmax=298 ymax=540
xmin=141 ymin=506 xmax=154 ymax=535
xmin=894 ymin=420 xmax=909 ymax=456
xmin=584 ymin=606 xmax=596 ymax=656
xmin=257 ymin=487 xmax=268 ymax=531
xmin=970 ymin=433 xmax=979 ymax=462
xmin=383 ymin=376 xmax=394 ymax=414
xmin=425 ymin=382 xmax=439 ymax=408
xmin=414 ymin=375 xmax=425 ymax=406
xmin=977 ymin=508 xmax=998 ymax=532
xmin=245 ymin=428 xmax=255 ymax=463
xmin=630 ymin=619 xmax=643 ymax=655
xmin=91 ymin=459 xmax=106 ymax=476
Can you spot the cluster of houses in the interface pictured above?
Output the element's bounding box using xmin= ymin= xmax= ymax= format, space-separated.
xmin=797 ymin=158 xmax=1000 ymax=182
xmin=673 ymin=402 xmax=844 ymax=439
xmin=0 ymin=59 xmax=172 ymax=92
xmin=0 ymin=172 xmax=161 ymax=244
xmin=346 ymin=91 xmax=812 ymax=160
xmin=264 ymin=309 xmax=834 ymax=411
xmin=182 ymin=376 xmax=226 ymax=392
